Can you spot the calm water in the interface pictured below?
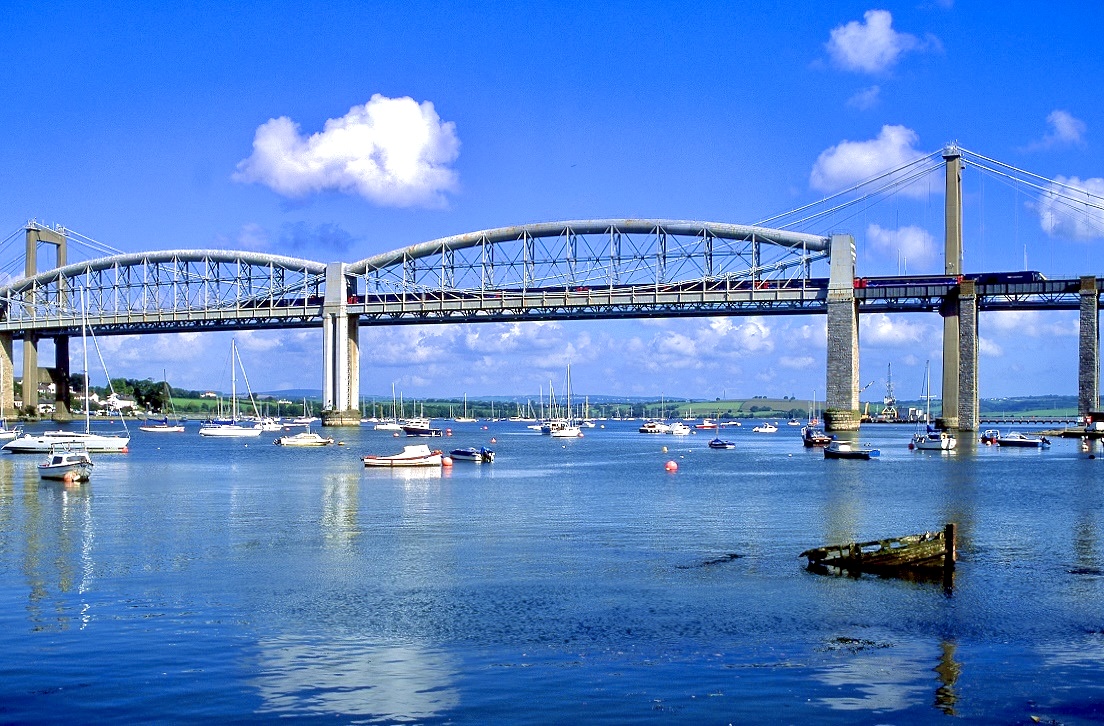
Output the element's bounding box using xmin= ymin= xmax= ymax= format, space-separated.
xmin=1 ymin=419 xmax=1103 ymax=723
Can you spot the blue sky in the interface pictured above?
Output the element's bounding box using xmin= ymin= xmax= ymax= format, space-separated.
xmin=2 ymin=1 xmax=1103 ymax=402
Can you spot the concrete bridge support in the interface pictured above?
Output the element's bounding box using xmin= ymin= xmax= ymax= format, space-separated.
xmin=1080 ymin=276 xmax=1100 ymax=417
xmin=940 ymin=146 xmax=964 ymax=431
xmin=957 ymin=280 xmax=979 ymax=432
xmin=24 ymin=224 xmax=72 ymax=420
xmin=824 ymin=234 xmax=860 ymax=431
xmin=320 ymin=263 xmax=361 ymax=426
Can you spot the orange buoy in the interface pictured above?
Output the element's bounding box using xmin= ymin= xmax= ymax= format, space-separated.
xmin=446 ymin=429 xmax=453 ymax=436
xmin=665 ymin=460 xmax=678 ymax=472
xmin=442 ymin=456 xmax=453 ymax=466
xmin=490 ymin=437 xmax=497 ymax=443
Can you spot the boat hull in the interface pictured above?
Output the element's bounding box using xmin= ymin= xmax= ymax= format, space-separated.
xmin=199 ymin=424 xmax=263 ymax=438
xmin=4 ymin=432 xmax=130 ymax=453
xmin=363 ymin=444 xmax=443 ymax=467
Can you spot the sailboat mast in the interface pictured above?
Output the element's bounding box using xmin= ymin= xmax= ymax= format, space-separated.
xmin=231 ymin=338 xmax=238 ymax=421
xmin=82 ymin=288 xmax=91 ymax=433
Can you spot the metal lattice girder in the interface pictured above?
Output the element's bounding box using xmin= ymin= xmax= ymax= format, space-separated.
xmin=0 ymin=250 xmax=327 ymax=335
xmin=347 ymin=220 xmax=832 ymax=297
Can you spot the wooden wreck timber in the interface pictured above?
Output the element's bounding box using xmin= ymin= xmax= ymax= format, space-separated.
xmin=799 ymin=523 xmax=957 ymax=576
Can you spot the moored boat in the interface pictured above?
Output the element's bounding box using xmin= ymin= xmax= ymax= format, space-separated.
xmin=639 ymin=421 xmax=672 ymax=434
xmin=38 ymin=444 xmax=93 ymax=482
xmin=401 ymin=418 xmax=443 ymax=437
xmin=994 ymin=431 xmax=1051 ymax=448
xmin=449 ymin=446 xmax=495 ymax=463
xmin=708 ymin=438 xmax=735 ymax=449
xmin=752 ymin=422 xmax=778 ymax=433
xmin=274 ymin=431 xmax=334 ymax=446
xmin=139 ymin=417 xmax=186 ymax=433
xmin=800 ymin=425 xmax=834 ymax=448
xmin=823 ymin=440 xmax=880 ymax=460
xmin=667 ymin=422 xmax=691 ymax=435
xmin=5 ymin=429 xmax=130 ymax=454
xmin=363 ymin=444 xmax=443 ymax=467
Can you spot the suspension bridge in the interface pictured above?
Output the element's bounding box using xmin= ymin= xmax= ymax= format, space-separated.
xmin=1 ymin=144 xmax=1101 ymax=429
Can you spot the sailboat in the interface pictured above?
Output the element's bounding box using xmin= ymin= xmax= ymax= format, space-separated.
xmin=454 ymin=393 xmax=477 ymax=423
xmin=199 ymin=339 xmax=263 ymax=437
xmin=375 ymin=384 xmax=402 ymax=430
xmin=910 ymin=362 xmax=956 ymax=451
xmin=550 ymin=365 xmax=582 ymax=438
xmin=140 ymin=374 xmax=185 ymax=432
xmin=4 ymin=289 xmax=131 ymax=453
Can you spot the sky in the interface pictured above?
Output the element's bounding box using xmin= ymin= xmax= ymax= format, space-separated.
xmin=1 ymin=1 xmax=1103 ymax=403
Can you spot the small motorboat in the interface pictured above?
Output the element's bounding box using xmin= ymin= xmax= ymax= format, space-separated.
xmin=401 ymin=418 xmax=443 ymax=437
xmin=695 ymin=419 xmax=719 ymax=430
xmin=787 ymin=418 xmax=802 ymax=426
xmin=823 ymin=440 xmax=880 ymax=460
xmin=667 ymin=422 xmax=692 ymax=435
xmin=363 ymin=444 xmax=443 ymax=468
xmin=639 ymin=421 xmax=672 ymax=434
xmin=38 ymin=445 xmax=93 ymax=482
xmin=449 ymin=446 xmax=495 ymax=463
xmin=801 ymin=425 xmax=834 ymax=448
xmin=752 ymin=422 xmax=778 ymax=433
xmin=708 ymin=438 xmax=735 ymax=449
xmin=274 ymin=431 xmax=334 ymax=447
xmin=994 ymin=431 xmax=1051 ymax=448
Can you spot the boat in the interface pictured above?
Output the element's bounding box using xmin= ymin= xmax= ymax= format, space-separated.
xmin=401 ymin=417 xmax=443 ymax=437
xmin=752 ymin=422 xmax=778 ymax=433
xmin=800 ymin=524 xmax=956 ymax=576
xmin=362 ymin=443 xmax=443 ymax=467
xmin=800 ymin=425 xmax=834 ymax=448
xmin=993 ymin=431 xmax=1051 ymax=448
xmin=667 ymin=422 xmax=691 ymax=435
xmin=910 ymin=362 xmax=956 ymax=451
xmin=449 ymin=446 xmax=495 ymax=463
xmin=550 ymin=365 xmax=582 ymax=438
xmin=708 ymin=438 xmax=735 ymax=449
xmin=274 ymin=431 xmax=334 ymax=446
xmin=453 ymin=394 xmax=478 ymax=423
xmin=38 ymin=444 xmax=93 ymax=482
xmin=695 ymin=419 xmax=719 ymax=430
xmin=639 ymin=421 xmax=672 ymax=434
xmin=199 ymin=339 xmax=264 ymax=438
xmin=787 ymin=418 xmax=802 ymax=426
xmin=4 ymin=290 xmax=131 ymax=454
xmin=140 ymin=417 xmax=185 ymax=433
xmin=823 ymin=440 xmax=880 ymax=460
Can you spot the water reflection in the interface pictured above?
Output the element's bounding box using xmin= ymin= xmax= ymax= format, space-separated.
xmin=933 ymin=640 xmax=961 ymax=716
xmin=321 ymin=472 xmax=360 ymax=549
xmin=813 ymin=639 xmax=933 ymax=713
xmin=252 ymin=636 xmax=460 ymax=721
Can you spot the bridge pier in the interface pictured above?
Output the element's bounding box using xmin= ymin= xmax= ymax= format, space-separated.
xmin=1080 ymin=275 xmax=1100 ymax=417
xmin=939 ymin=146 xmax=964 ymax=431
xmin=23 ymin=334 xmax=38 ymax=412
xmin=320 ymin=263 xmax=361 ymax=426
xmin=0 ymin=334 xmax=12 ymax=419
xmin=824 ymin=234 xmax=860 ymax=431
xmin=957 ymin=280 xmax=979 ymax=432
xmin=53 ymin=336 xmax=72 ymax=421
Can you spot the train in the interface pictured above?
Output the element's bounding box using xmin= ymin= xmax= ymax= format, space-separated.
xmin=853 ymin=271 xmax=1046 ymax=289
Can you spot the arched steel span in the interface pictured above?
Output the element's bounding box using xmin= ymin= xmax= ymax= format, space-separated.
xmin=0 ymin=249 xmax=328 ymax=335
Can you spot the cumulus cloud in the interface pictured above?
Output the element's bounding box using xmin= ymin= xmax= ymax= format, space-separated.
xmin=862 ymin=313 xmax=933 ymax=346
xmin=810 ymin=125 xmax=928 ymax=196
xmin=825 ymin=10 xmax=934 ymax=74
xmin=866 ymin=223 xmax=938 ymax=268
xmin=978 ymin=337 xmax=1003 ymax=357
xmin=233 ymin=94 xmax=460 ymax=207
xmin=987 ymin=310 xmax=1077 ymax=338
xmin=847 ymin=85 xmax=881 ymax=110
xmin=778 ymin=355 xmax=816 ymax=370
xmin=1035 ymin=176 xmax=1104 ymax=240
xmin=1025 ymin=110 xmax=1087 ymax=151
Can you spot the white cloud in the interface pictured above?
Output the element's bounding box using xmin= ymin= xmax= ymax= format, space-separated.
xmin=847 ymin=85 xmax=881 ymax=110
xmin=233 ymin=94 xmax=460 ymax=207
xmin=810 ymin=125 xmax=927 ymax=196
xmin=979 ymin=337 xmax=1003 ymax=357
xmin=862 ymin=313 xmax=933 ymax=346
xmin=825 ymin=10 xmax=931 ymax=74
xmin=987 ymin=310 xmax=1077 ymax=338
xmin=866 ymin=223 xmax=937 ymax=268
xmin=1026 ymin=110 xmax=1087 ymax=150
xmin=778 ymin=355 xmax=815 ymax=370
xmin=1036 ymin=176 xmax=1104 ymax=240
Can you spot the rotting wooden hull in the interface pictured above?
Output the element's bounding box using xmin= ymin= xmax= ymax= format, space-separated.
xmin=799 ymin=525 xmax=956 ymax=575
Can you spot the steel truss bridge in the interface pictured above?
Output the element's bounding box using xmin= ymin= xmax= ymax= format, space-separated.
xmin=0 ymin=220 xmax=1092 ymax=336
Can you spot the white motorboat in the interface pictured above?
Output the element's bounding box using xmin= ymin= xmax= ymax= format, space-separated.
xmin=752 ymin=422 xmax=778 ymax=433
xmin=639 ymin=421 xmax=672 ymax=434
xmin=824 ymin=441 xmax=880 ymax=460
xmin=667 ymin=422 xmax=692 ymax=435
xmin=363 ymin=444 xmax=443 ymax=467
xmin=994 ymin=431 xmax=1051 ymax=448
xmin=274 ymin=431 xmax=334 ymax=447
xmin=199 ymin=339 xmax=265 ymax=438
xmin=38 ymin=444 xmax=93 ymax=482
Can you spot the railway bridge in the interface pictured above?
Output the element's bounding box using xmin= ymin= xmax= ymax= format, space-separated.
xmin=2 ymin=147 xmax=1100 ymax=429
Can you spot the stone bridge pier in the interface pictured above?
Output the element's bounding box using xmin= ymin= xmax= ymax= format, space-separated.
xmin=824 ymin=234 xmax=860 ymax=431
